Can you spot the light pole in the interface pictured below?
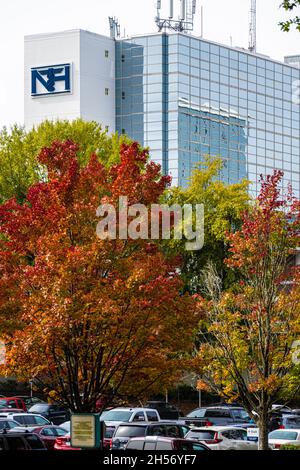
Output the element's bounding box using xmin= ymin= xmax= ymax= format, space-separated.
xmin=29 ymin=380 xmax=33 ymax=399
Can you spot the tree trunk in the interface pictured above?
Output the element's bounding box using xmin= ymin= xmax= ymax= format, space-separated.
xmin=258 ymin=406 xmax=269 ymax=450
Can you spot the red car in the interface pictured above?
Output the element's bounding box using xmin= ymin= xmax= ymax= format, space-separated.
xmin=0 ymin=397 xmax=27 ymax=412
xmin=10 ymin=425 xmax=68 ymax=450
xmin=54 ymin=434 xmax=81 ymax=451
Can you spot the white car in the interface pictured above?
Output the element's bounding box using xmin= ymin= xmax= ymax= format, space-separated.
xmin=185 ymin=426 xmax=258 ymax=450
xmin=268 ymin=429 xmax=300 ymax=450
xmin=100 ymin=407 xmax=160 ymax=425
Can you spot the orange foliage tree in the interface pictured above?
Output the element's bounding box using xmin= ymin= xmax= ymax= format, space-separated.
xmin=0 ymin=140 xmax=197 ymax=411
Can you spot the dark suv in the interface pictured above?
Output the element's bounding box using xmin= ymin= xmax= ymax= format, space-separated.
xmin=0 ymin=432 xmax=46 ymax=450
xmin=28 ymin=404 xmax=69 ymax=425
xmin=184 ymin=406 xmax=252 ymax=427
xmin=111 ymin=422 xmax=190 ymax=450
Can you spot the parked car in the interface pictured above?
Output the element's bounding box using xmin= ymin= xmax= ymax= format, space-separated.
xmin=0 ymin=432 xmax=46 ymax=450
xmin=125 ymin=436 xmax=210 ymax=451
xmin=185 ymin=426 xmax=258 ymax=450
xmin=59 ymin=420 xmax=70 ymax=432
xmin=111 ymin=421 xmax=190 ymax=450
xmin=0 ymin=419 xmax=20 ymax=431
xmin=269 ymin=413 xmax=300 ymax=431
xmin=28 ymin=403 xmax=70 ymax=425
xmin=184 ymin=406 xmax=252 ymax=427
xmin=0 ymin=397 xmax=27 ymax=412
xmin=15 ymin=396 xmax=44 ymax=409
xmin=0 ymin=409 xmax=25 ymax=417
xmin=145 ymin=401 xmax=181 ymax=420
xmin=268 ymin=429 xmax=300 ymax=449
xmin=53 ymin=433 xmax=81 ymax=451
xmin=9 ymin=425 xmax=68 ymax=450
xmin=1 ymin=412 xmax=51 ymax=427
xmin=100 ymin=407 xmax=160 ymax=441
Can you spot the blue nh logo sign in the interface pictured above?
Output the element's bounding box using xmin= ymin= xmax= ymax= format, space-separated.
xmin=31 ymin=64 xmax=71 ymax=96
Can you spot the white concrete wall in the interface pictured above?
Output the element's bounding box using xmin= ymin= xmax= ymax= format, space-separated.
xmin=80 ymin=31 xmax=115 ymax=132
xmin=24 ymin=29 xmax=115 ymax=131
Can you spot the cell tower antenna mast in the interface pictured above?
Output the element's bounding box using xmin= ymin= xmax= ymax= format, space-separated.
xmin=108 ymin=17 xmax=120 ymax=39
xmin=248 ymin=0 xmax=256 ymax=53
xmin=155 ymin=0 xmax=197 ymax=33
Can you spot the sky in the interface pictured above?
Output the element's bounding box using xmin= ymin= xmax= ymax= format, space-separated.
xmin=0 ymin=0 xmax=299 ymax=129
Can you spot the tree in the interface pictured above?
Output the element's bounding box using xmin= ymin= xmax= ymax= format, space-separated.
xmin=0 ymin=119 xmax=124 ymax=204
xmin=163 ymin=158 xmax=249 ymax=293
xmin=193 ymin=171 xmax=300 ymax=450
xmin=279 ymin=0 xmax=300 ymax=32
xmin=0 ymin=140 xmax=197 ymax=411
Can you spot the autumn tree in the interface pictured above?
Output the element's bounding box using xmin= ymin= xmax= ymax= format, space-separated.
xmin=0 ymin=119 xmax=125 ymax=204
xmin=0 ymin=140 xmax=197 ymax=411
xmin=280 ymin=0 xmax=300 ymax=31
xmin=163 ymin=158 xmax=249 ymax=293
xmin=193 ymin=171 xmax=300 ymax=450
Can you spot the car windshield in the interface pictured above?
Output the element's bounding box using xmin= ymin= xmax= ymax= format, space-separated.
xmin=29 ymin=404 xmax=49 ymax=412
xmin=0 ymin=400 xmax=8 ymax=407
xmin=100 ymin=410 xmax=132 ymax=422
xmin=285 ymin=417 xmax=300 ymax=427
xmin=231 ymin=409 xmax=251 ymax=421
xmin=0 ymin=420 xmax=17 ymax=430
xmin=269 ymin=431 xmax=298 ymax=440
xmin=115 ymin=426 xmax=146 ymax=438
xmin=186 ymin=409 xmax=206 ymax=418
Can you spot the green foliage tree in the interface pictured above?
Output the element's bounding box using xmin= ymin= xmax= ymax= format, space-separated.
xmin=0 ymin=119 xmax=125 ymax=204
xmin=164 ymin=158 xmax=250 ymax=292
xmin=280 ymin=0 xmax=300 ymax=31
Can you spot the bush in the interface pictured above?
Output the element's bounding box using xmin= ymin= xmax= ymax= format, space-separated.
xmin=280 ymin=444 xmax=300 ymax=450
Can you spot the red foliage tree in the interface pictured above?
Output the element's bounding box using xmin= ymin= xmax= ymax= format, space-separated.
xmin=0 ymin=141 xmax=197 ymax=411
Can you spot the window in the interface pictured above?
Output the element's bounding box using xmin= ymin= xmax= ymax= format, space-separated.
xmin=41 ymin=428 xmax=55 ymax=436
xmin=105 ymin=88 xmax=109 ymax=96
xmin=144 ymin=442 xmax=156 ymax=450
xmin=6 ymin=436 xmax=27 ymax=451
xmin=34 ymin=416 xmax=49 ymax=425
xmin=148 ymin=425 xmax=166 ymax=436
xmin=105 ymin=50 xmax=109 ymax=58
xmin=156 ymin=440 xmax=173 ymax=450
xmin=126 ymin=440 xmax=144 ymax=450
xmin=115 ymin=426 xmax=146 ymax=437
xmin=132 ymin=412 xmax=145 ymax=422
xmin=186 ymin=430 xmax=215 ymax=440
xmin=24 ymin=435 xmax=45 ymax=450
xmin=191 ymin=443 xmax=208 ymax=451
xmin=55 ymin=428 xmax=68 ymax=436
xmin=146 ymin=411 xmax=158 ymax=421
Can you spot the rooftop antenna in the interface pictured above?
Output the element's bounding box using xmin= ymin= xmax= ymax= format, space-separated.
xmin=248 ymin=0 xmax=256 ymax=53
xmin=108 ymin=17 xmax=120 ymax=39
xmin=155 ymin=0 xmax=197 ymax=33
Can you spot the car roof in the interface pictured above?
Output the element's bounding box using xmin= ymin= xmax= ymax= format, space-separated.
xmin=187 ymin=426 xmax=247 ymax=431
xmin=104 ymin=407 xmax=158 ymax=412
xmin=270 ymin=428 xmax=300 ymax=432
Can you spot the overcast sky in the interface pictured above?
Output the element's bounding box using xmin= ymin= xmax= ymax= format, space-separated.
xmin=0 ymin=0 xmax=299 ymax=129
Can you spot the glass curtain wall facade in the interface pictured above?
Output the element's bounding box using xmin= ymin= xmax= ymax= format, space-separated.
xmin=116 ymin=33 xmax=300 ymax=196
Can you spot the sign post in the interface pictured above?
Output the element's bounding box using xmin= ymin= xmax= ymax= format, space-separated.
xmin=71 ymin=413 xmax=101 ymax=449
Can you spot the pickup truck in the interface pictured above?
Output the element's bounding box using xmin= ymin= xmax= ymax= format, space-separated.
xmin=0 ymin=397 xmax=27 ymax=412
xmin=100 ymin=407 xmax=161 ymax=449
